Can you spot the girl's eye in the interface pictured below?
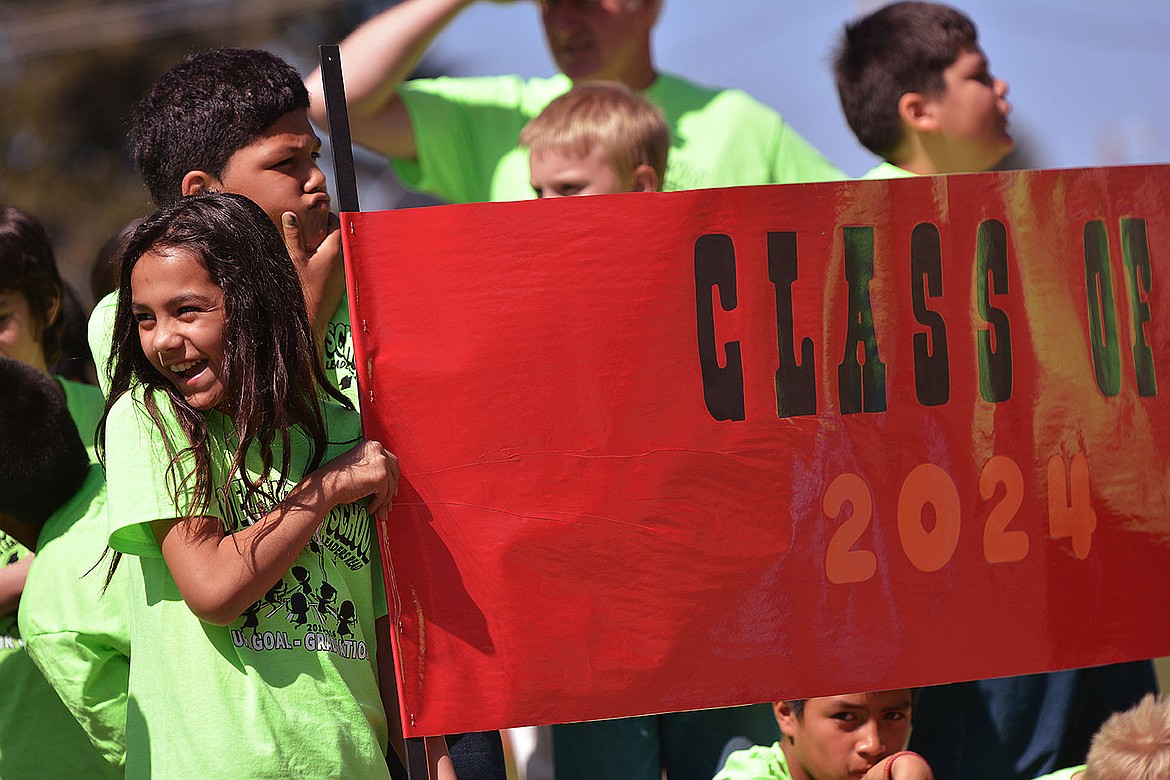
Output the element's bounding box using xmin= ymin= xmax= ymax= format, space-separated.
xmin=134 ymin=312 xmax=154 ymax=324
xmin=311 ymin=150 xmax=322 ymax=161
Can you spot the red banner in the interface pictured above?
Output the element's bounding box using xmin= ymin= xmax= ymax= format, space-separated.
xmin=342 ymin=165 xmax=1170 ymax=738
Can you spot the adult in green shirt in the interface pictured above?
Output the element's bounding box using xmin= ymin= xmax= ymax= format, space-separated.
xmin=305 ymin=0 xmax=845 ymax=204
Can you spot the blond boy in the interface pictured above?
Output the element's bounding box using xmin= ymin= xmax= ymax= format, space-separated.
xmin=518 ymin=79 xmax=782 ymax=780
xmin=521 ymin=81 xmax=668 ymax=198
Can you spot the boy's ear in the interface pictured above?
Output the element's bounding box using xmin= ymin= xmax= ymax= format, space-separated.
xmin=180 ymin=170 xmax=222 ymax=197
xmin=631 ymin=164 xmax=659 ymax=193
xmin=898 ymin=92 xmax=939 ymax=133
xmin=773 ymin=701 xmax=798 ymax=738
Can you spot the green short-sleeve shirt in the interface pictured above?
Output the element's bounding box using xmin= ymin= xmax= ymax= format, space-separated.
xmin=104 ymin=390 xmax=389 ymax=779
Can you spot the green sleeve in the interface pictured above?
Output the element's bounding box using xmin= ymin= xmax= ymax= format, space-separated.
xmin=86 ymin=291 xmax=118 ymax=398
xmin=104 ymin=391 xmax=199 ymax=556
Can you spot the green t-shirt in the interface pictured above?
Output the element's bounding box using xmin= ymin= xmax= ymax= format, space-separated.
xmin=87 ymin=290 xmax=359 ymax=409
xmin=860 ymin=161 xmax=917 ymax=180
xmin=1 ymin=384 xmax=121 ymax=778
xmin=394 ymin=72 xmax=845 ymax=203
xmin=104 ymin=391 xmax=389 ymax=779
xmin=18 ymin=465 xmax=130 ymax=774
xmin=714 ymin=742 xmax=792 ymax=780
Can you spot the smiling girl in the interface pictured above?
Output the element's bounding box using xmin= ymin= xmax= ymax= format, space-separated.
xmin=96 ymin=192 xmax=433 ymax=778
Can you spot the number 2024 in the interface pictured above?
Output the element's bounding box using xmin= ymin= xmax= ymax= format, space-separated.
xmin=822 ymin=454 xmax=1096 ymax=584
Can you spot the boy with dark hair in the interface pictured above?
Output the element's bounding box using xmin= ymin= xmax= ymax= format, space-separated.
xmin=833 ymin=1 xmax=1013 ymax=177
xmin=88 ymin=48 xmax=352 ymax=404
xmin=520 ymin=81 xmax=668 ymax=198
xmin=132 ymin=48 xmax=318 ymax=210
xmin=1 ymin=356 xmax=129 ymax=776
xmin=714 ymin=690 xmax=933 ymax=780
xmin=832 ymin=7 xmax=1158 ymax=778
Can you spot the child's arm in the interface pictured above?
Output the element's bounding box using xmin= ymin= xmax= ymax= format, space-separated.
xmin=153 ymin=440 xmax=398 ymax=625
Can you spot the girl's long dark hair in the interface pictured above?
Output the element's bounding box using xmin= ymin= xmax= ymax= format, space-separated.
xmin=97 ymin=192 xmax=348 ymax=520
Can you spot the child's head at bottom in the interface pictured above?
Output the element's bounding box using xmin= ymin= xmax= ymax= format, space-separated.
xmin=774 ymin=690 xmax=918 ymax=780
xmin=521 ymin=81 xmax=669 ymax=198
xmin=109 ymin=191 xmax=324 ymax=417
xmin=1084 ymin=694 xmax=1170 ymax=780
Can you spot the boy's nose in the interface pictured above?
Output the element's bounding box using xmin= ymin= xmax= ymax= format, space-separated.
xmin=856 ymin=722 xmax=885 ymax=759
xmin=995 ymin=79 xmax=1011 ymax=114
xmin=305 ymin=162 xmax=327 ymax=193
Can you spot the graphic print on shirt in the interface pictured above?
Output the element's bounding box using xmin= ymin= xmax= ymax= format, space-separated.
xmin=323 ymin=320 xmax=356 ymax=395
xmin=219 ymin=477 xmax=371 ymax=661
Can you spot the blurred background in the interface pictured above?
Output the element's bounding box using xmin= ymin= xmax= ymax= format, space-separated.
xmin=1 ymin=0 xmax=1168 ymax=311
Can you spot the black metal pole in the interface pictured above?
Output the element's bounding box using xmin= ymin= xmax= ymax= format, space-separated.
xmin=318 ymin=44 xmax=360 ymax=213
